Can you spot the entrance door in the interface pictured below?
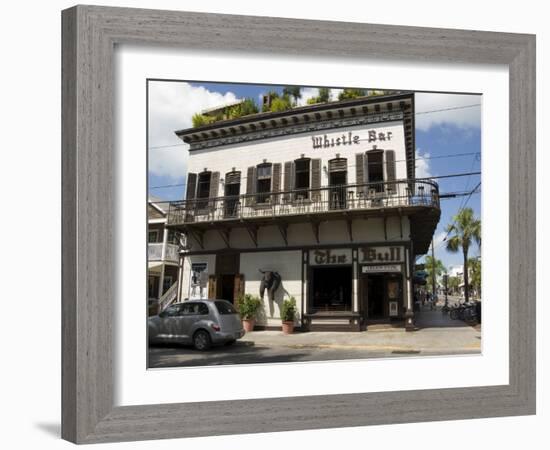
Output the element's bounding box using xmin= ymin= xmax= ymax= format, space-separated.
xmin=362 ymin=273 xmax=403 ymax=320
xmin=220 ymin=274 xmax=235 ymax=303
xmin=365 ymin=274 xmax=386 ymax=318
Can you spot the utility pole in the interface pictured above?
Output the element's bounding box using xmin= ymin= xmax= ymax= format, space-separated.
xmin=431 ymin=238 xmax=436 ymax=304
xmin=443 ymin=272 xmax=449 ymax=312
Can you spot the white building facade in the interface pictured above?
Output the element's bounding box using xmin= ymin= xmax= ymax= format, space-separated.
xmin=168 ymin=92 xmax=440 ymax=331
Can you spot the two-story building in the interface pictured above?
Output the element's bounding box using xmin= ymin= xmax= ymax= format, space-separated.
xmin=147 ymin=196 xmax=183 ymax=315
xmin=167 ymin=92 xmax=440 ymax=331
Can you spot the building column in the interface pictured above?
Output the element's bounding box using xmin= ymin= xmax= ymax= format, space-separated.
xmin=161 ymin=227 xmax=169 ymax=261
xmin=157 ymin=228 xmax=170 ymax=300
xmin=352 ymin=249 xmax=359 ymax=313
xmin=158 ymin=263 xmax=165 ymax=300
xmin=404 ymin=247 xmax=415 ymax=331
xmin=177 ymin=254 xmax=184 ymax=302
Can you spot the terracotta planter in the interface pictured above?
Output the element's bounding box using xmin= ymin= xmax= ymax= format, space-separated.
xmin=282 ymin=321 xmax=295 ymax=335
xmin=242 ymin=318 xmax=256 ymax=332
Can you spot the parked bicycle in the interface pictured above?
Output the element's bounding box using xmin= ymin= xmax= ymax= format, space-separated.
xmin=449 ymin=301 xmax=478 ymax=322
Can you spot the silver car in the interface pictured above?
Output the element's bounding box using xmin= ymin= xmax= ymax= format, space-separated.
xmin=148 ymin=299 xmax=245 ymax=351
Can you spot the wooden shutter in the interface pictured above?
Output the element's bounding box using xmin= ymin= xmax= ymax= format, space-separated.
xmin=271 ymin=163 xmax=282 ymax=204
xmin=385 ymin=150 xmax=396 ymax=191
xmin=233 ymin=274 xmax=245 ymax=302
xmin=208 ymin=275 xmax=218 ymax=299
xmin=209 ymin=171 xmax=220 ymax=211
xmin=186 ymin=173 xmax=197 ymax=199
xmin=311 ymin=158 xmax=322 ymax=202
xmin=355 ymin=153 xmax=365 ymax=195
xmin=209 ymin=172 xmax=220 ymax=198
xmin=283 ymin=161 xmax=294 ymax=202
xmin=245 ymin=166 xmax=256 ymax=206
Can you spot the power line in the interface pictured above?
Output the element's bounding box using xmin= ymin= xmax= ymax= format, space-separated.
xmin=439 ymin=181 xmax=482 ymax=247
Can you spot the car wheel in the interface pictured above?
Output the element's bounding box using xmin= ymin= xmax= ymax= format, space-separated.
xmin=193 ymin=330 xmax=212 ymax=351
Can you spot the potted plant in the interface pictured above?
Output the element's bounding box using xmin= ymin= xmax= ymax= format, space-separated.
xmin=236 ymin=294 xmax=262 ymax=332
xmin=281 ymin=297 xmax=297 ymax=334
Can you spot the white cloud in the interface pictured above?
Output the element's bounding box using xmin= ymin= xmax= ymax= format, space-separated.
xmin=415 ymin=93 xmax=481 ymax=131
xmin=148 ymin=82 xmax=238 ymax=179
xmin=330 ymin=89 xmax=344 ymax=101
xmin=415 ymin=148 xmax=432 ymax=178
xmin=297 ymin=87 xmax=319 ymax=106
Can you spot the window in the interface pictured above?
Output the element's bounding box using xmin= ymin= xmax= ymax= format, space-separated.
xmin=294 ymin=158 xmax=310 ymax=199
xmin=196 ymin=171 xmax=211 ymax=208
xmin=167 ymin=229 xmax=179 ymax=245
xmin=162 ymin=304 xmax=183 ymax=317
xmin=366 ymin=150 xmax=384 ymax=192
xmin=215 ymin=301 xmax=238 ymax=315
xmin=148 ymin=230 xmax=159 ymax=243
xmin=181 ymin=302 xmax=209 ymax=315
xmin=162 ymin=276 xmax=173 ymax=293
xmin=256 ymin=163 xmax=272 ymax=203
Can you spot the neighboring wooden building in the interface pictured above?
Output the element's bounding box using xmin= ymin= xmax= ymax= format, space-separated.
xmin=147 ymin=197 xmax=183 ymax=315
xmin=167 ymin=92 xmax=440 ymax=331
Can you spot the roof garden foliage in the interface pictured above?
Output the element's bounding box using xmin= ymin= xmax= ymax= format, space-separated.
xmin=191 ymin=98 xmax=259 ymax=128
xmin=191 ymin=86 xmax=393 ymax=128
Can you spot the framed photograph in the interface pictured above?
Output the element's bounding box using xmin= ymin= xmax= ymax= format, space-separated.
xmin=62 ymin=5 xmax=535 ymax=444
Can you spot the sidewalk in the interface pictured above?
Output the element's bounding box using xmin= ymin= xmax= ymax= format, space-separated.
xmin=241 ymin=307 xmax=481 ymax=354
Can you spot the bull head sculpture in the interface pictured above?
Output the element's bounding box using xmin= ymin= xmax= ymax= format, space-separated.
xmin=259 ymin=269 xmax=281 ymax=302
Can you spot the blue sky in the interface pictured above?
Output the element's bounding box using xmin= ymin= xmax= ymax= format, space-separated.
xmin=148 ymin=81 xmax=481 ymax=270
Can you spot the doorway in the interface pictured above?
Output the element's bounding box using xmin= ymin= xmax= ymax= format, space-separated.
xmin=366 ymin=274 xmax=386 ymax=318
xmin=220 ymin=274 xmax=235 ymax=303
xmin=362 ymin=273 xmax=403 ymax=320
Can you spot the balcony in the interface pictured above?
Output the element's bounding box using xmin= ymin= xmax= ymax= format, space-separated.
xmin=147 ymin=242 xmax=180 ymax=264
xmin=167 ymin=179 xmax=440 ymax=253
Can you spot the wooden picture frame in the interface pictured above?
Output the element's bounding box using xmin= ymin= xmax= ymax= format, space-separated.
xmin=62 ymin=5 xmax=536 ymax=444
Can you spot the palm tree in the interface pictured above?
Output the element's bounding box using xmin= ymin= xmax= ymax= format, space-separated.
xmin=424 ymin=255 xmax=446 ymax=294
xmin=468 ymin=257 xmax=481 ymax=299
xmin=444 ymin=208 xmax=481 ymax=303
xmin=282 ymin=86 xmax=302 ymax=105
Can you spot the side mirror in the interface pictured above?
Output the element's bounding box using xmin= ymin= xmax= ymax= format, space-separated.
xmin=159 ymin=310 xmax=167 ymax=318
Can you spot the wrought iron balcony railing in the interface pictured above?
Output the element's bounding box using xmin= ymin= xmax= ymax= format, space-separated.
xmin=167 ymin=179 xmax=439 ymax=227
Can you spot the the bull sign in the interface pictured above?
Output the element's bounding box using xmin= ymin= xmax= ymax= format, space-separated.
xmin=259 ymin=269 xmax=281 ymax=301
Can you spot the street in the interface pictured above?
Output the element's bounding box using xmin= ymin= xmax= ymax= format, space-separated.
xmin=148 ymin=305 xmax=481 ymax=368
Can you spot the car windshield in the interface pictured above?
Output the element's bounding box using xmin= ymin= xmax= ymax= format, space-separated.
xmin=214 ymin=301 xmax=238 ymax=315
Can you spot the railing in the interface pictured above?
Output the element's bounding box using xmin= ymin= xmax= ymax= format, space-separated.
xmin=167 ymin=179 xmax=439 ymax=226
xmin=147 ymin=243 xmax=180 ymax=263
xmin=158 ymin=281 xmax=179 ymax=312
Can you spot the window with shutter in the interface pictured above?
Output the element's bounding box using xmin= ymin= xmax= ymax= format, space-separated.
xmin=366 ymin=150 xmax=384 ymax=192
xmin=224 ymin=171 xmax=241 ymax=218
xmin=294 ymin=158 xmax=311 ymax=200
xmin=196 ymin=171 xmax=211 ymax=209
xmin=256 ymin=162 xmax=272 ymax=204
